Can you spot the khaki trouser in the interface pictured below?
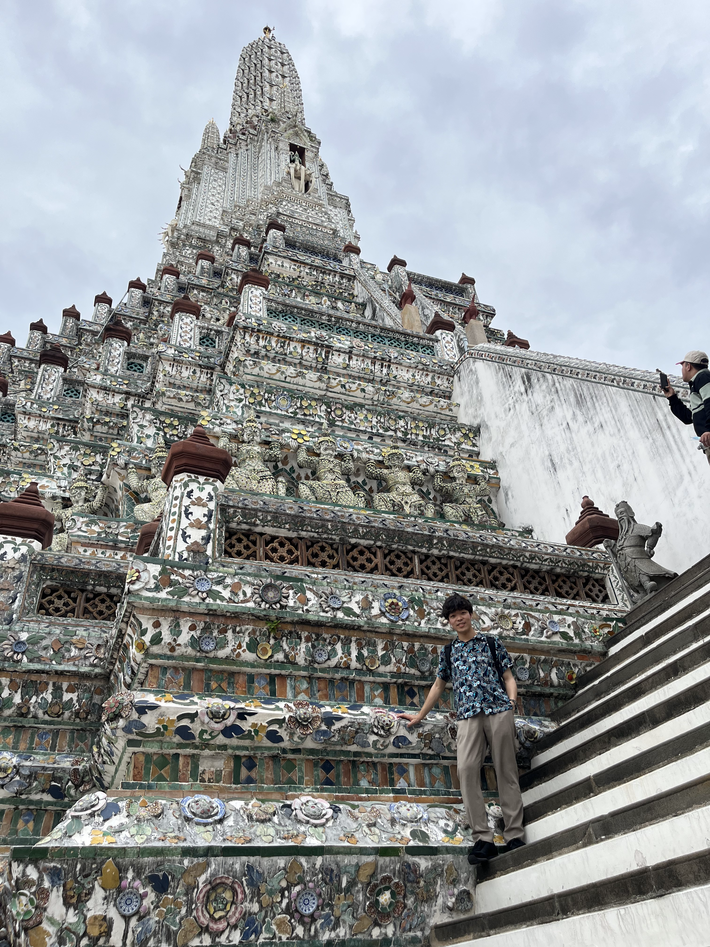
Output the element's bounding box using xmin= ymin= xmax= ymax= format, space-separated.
xmin=457 ymin=710 xmax=525 ymax=843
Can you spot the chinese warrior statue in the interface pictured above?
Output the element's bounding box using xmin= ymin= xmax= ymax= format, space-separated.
xmin=604 ymin=501 xmax=677 ymax=602
xmin=125 ymin=435 xmax=169 ymax=522
xmin=219 ymin=415 xmax=285 ymax=496
xmin=295 ymin=427 xmax=357 ymax=506
xmin=52 ymin=474 xmax=109 ymax=551
xmin=366 ymin=447 xmax=435 ymax=517
xmin=434 ymin=455 xmax=503 ymax=526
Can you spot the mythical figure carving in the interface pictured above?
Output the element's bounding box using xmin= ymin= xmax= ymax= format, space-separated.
xmin=125 ymin=436 xmax=169 ymax=522
xmin=366 ymin=447 xmax=434 ymax=517
xmin=52 ymin=474 xmax=108 ymax=551
xmin=220 ymin=416 xmax=285 ymax=496
xmin=288 ymin=150 xmax=311 ymax=194
xmin=295 ymin=428 xmax=357 ymax=506
xmin=434 ymin=456 xmax=502 ymax=526
xmin=603 ymin=501 xmax=677 ymax=602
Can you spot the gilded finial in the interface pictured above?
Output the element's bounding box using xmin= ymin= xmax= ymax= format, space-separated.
xmin=263 ymin=25 xmax=273 ymax=37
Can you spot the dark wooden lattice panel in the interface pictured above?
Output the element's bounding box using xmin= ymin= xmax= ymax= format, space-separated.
xmin=487 ymin=564 xmax=520 ymax=592
xmin=383 ymin=549 xmax=416 ymax=579
xmin=549 ymin=573 xmax=580 ymax=599
xmin=345 ymin=544 xmax=379 ymax=574
xmin=520 ymin=568 xmax=549 ymax=597
xmin=305 ymin=540 xmax=340 ymax=569
xmin=580 ymin=575 xmax=609 ymax=603
xmin=223 ymin=531 xmax=260 ymax=561
xmin=81 ymin=592 xmax=118 ymax=622
xmin=420 ymin=555 xmax=450 ymax=583
xmin=263 ymin=535 xmax=299 ymax=566
xmin=37 ymin=585 xmax=80 ymax=618
xmin=453 ymin=559 xmax=487 ymax=588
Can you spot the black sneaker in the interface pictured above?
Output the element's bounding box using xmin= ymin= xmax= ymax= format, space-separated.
xmin=505 ymin=838 xmax=526 ymax=853
xmin=467 ymin=840 xmax=498 ymax=865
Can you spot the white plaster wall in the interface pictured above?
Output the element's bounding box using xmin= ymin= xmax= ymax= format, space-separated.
xmin=455 ymin=353 xmax=710 ymax=575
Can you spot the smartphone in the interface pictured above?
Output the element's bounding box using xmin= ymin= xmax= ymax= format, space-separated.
xmin=657 ymin=369 xmax=670 ymax=392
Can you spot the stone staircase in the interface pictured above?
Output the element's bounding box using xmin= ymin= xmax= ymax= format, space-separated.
xmin=432 ymin=553 xmax=710 ymax=946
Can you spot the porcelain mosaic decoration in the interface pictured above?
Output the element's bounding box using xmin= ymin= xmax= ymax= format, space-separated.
xmin=0 ymin=25 xmax=633 ymax=947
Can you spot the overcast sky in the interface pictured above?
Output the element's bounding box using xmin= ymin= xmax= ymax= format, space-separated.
xmin=1 ymin=0 xmax=708 ymax=373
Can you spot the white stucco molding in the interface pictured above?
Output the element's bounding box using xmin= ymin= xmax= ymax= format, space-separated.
xmin=456 ymin=345 xmax=687 ymax=401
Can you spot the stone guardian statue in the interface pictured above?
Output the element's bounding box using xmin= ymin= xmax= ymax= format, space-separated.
xmin=125 ymin=436 xmax=169 ymax=522
xmin=219 ymin=415 xmax=286 ymax=496
xmin=434 ymin=455 xmax=502 ymax=526
xmin=295 ymin=428 xmax=357 ymax=506
xmin=366 ymin=447 xmax=435 ymax=517
xmin=604 ymin=501 xmax=677 ymax=603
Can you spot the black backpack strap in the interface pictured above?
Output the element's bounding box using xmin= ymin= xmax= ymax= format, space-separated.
xmin=443 ymin=641 xmax=452 ymax=667
xmin=485 ymin=635 xmax=506 ymax=688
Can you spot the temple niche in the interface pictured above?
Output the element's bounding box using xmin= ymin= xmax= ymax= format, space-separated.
xmin=0 ymin=24 xmax=658 ymax=947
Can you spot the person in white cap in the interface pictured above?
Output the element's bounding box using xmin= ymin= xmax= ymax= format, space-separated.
xmin=662 ymin=350 xmax=710 ymax=460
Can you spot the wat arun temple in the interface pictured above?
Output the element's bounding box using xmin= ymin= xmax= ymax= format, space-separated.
xmin=0 ymin=27 xmax=707 ymax=947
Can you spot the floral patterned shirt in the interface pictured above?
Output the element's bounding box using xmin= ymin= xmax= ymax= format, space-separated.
xmin=437 ymin=634 xmax=513 ymax=719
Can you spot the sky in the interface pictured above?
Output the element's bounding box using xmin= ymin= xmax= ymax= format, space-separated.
xmin=1 ymin=0 xmax=709 ymax=373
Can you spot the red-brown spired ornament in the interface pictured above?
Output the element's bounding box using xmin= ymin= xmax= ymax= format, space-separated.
xmin=0 ymin=482 xmax=55 ymax=549
xmin=161 ymin=427 xmax=233 ymax=486
xmin=565 ymin=496 xmax=619 ymax=548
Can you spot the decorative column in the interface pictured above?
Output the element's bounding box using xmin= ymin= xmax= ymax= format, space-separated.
xmin=26 ymin=319 xmax=48 ymax=351
xmin=195 ymin=251 xmax=215 ymax=279
xmin=231 ymin=235 xmax=251 ymax=264
xmin=225 ymin=270 xmax=269 ymax=375
xmin=462 ymin=297 xmax=486 ymax=346
xmin=458 ymin=273 xmax=477 ymax=301
xmin=126 ymin=278 xmax=146 ymax=311
xmin=343 ymin=242 xmax=361 ymax=264
xmin=60 ymin=304 xmax=81 ymax=339
xmin=169 ymin=296 xmax=202 ymax=348
xmin=238 ymin=269 xmax=269 ymax=319
xmin=0 ymin=332 xmax=15 ymax=373
xmin=0 ymin=482 xmax=55 ymax=550
xmin=101 ymin=318 xmax=132 ymax=374
xmin=157 ymin=427 xmax=232 ymax=563
xmin=565 ymin=497 xmax=619 ymax=548
xmin=33 ymin=344 xmax=68 ymax=400
xmin=387 ymin=255 xmax=422 ymax=333
xmin=92 ymin=292 xmax=112 ymax=323
xmin=160 ymin=266 xmax=180 ymax=294
xmin=265 ymin=219 xmax=286 ymax=249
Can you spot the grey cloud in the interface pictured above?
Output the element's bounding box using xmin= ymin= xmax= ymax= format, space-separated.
xmin=0 ymin=0 xmax=708 ymax=371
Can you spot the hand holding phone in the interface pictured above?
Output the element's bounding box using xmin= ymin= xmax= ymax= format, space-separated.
xmin=657 ymin=369 xmax=670 ymax=393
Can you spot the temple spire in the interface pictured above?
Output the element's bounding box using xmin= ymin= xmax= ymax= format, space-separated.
xmin=230 ymin=30 xmax=305 ymax=128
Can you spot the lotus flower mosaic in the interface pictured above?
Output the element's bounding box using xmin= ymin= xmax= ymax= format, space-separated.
xmin=195 ymin=875 xmax=245 ymax=933
xmin=291 ymin=795 xmax=334 ymax=826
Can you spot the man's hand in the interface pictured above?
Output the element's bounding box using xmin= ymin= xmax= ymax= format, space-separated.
xmin=700 ymin=432 xmax=710 ymax=449
xmin=663 ymin=385 xmax=675 ymax=399
xmin=397 ymin=712 xmax=424 ymax=729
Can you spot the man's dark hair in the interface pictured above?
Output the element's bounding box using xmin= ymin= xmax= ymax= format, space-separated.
xmin=441 ymin=593 xmax=473 ymax=620
xmin=691 ymin=362 xmax=709 ymax=371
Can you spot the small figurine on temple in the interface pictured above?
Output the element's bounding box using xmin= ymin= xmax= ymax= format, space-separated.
xmin=604 ymin=501 xmax=677 ymax=602
xmin=434 ymin=454 xmax=502 ymax=526
xmin=220 ymin=414 xmax=286 ymax=496
xmin=51 ymin=473 xmax=109 ymax=551
xmin=125 ymin=436 xmax=169 ymax=523
xmin=367 ymin=447 xmax=434 ymax=517
xmin=295 ymin=427 xmax=357 ymax=506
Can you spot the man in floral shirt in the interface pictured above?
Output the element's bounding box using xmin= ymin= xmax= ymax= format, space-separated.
xmin=399 ymin=593 xmax=524 ymax=865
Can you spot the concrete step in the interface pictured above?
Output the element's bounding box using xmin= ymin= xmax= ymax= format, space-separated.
xmin=608 ymin=551 xmax=710 ymax=648
xmin=534 ymin=630 xmax=710 ymax=760
xmin=431 ymin=873 xmax=710 ymax=945
xmin=522 ymin=675 xmax=710 ymax=800
xmin=551 ymin=609 xmax=710 ymax=728
xmin=524 ymin=720 xmax=710 ymax=827
xmin=474 ymin=791 xmax=710 ymax=915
